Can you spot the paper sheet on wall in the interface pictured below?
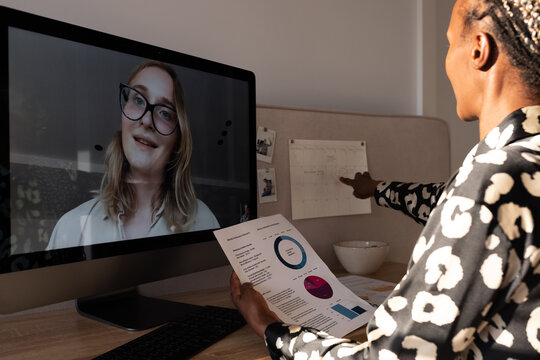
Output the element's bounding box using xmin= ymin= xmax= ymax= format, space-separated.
xmin=289 ymin=139 xmax=371 ymax=220
xmin=214 ymin=214 xmax=374 ymax=338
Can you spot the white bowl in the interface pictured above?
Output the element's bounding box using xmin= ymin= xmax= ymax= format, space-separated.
xmin=333 ymin=241 xmax=389 ymax=275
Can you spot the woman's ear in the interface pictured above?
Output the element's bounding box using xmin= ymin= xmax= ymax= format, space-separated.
xmin=472 ymin=32 xmax=497 ymax=71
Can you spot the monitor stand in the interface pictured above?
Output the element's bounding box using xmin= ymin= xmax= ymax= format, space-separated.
xmin=76 ymin=288 xmax=203 ymax=331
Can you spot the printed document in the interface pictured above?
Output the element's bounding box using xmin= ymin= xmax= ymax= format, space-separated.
xmin=214 ymin=214 xmax=374 ymax=337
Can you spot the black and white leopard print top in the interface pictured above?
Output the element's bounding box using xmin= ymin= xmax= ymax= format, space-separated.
xmin=264 ymin=106 xmax=540 ymax=359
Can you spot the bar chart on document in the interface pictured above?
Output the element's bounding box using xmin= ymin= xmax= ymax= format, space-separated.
xmin=289 ymin=139 xmax=371 ymax=220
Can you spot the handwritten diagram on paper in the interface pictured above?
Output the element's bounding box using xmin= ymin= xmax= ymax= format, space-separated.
xmin=289 ymin=139 xmax=371 ymax=220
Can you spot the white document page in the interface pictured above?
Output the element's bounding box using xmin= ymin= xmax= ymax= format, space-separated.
xmin=214 ymin=214 xmax=374 ymax=337
xmin=339 ymin=275 xmax=397 ymax=307
xmin=289 ymin=139 xmax=371 ymax=220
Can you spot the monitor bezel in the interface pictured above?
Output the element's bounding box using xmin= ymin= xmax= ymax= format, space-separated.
xmin=0 ymin=5 xmax=257 ymax=275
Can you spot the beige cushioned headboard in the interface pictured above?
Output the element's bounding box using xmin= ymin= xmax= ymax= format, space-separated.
xmin=256 ymin=105 xmax=450 ymax=269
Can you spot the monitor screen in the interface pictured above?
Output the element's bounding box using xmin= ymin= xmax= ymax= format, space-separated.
xmin=0 ymin=6 xmax=256 ymax=327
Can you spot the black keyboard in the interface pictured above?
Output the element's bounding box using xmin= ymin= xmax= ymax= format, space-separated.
xmin=94 ymin=305 xmax=246 ymax=360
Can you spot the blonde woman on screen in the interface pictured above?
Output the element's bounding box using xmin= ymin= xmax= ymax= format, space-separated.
xmin=48 ymin=61 xmax=218 ymax=249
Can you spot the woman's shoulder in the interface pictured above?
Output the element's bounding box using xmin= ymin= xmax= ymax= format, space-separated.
xmin=191 ymin=199 xmax=220 ymax=229
xmin=58 ymin=198 xmax=102 ymax=221
xmin=449 ymin=135 xmax=538 ymax=209
xmin=194 ymin=199 xmax=217 ymax=219
xmin=48 ymin=198 xmax=103 ymax=250
xmin=195 ymin=199 xmax=212 ymax=211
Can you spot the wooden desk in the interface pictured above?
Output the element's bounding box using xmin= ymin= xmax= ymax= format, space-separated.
xmin=0 ymin=262 xmax=406 ymax=360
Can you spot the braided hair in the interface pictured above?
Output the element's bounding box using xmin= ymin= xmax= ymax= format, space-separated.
xmin=465 ymin=0 xmax=540 ymax=93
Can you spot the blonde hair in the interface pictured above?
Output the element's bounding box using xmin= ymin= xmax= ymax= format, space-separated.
xmin=100 ymin=60 xmax=197 ymax=232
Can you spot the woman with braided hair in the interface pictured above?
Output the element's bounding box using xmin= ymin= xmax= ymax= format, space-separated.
xmin=230 ymin=0 xmax=540 ymax=358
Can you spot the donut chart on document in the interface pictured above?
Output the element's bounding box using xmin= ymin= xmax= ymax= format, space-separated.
xmin=304 ymin=275 xmax=333 ymax=299
xmin=274 ymin=235 xmax=307 ymax=269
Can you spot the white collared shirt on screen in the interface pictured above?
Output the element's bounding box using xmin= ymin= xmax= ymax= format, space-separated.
xmin=47 ymin=198 xmax=219 ymax=250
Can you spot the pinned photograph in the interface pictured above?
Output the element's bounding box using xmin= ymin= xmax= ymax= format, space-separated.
xmin=257 ymin=168 xmax=277 ymax=203
xmin=239 ymin=202 xmax=251 ymax=223
xmin=256 ymin=126 xmax=276 ymax=163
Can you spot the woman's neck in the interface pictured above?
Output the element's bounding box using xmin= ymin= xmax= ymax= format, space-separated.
xmin=122 ymin=173 xmax=163 ymax=239
xmin=476 ymin=54 xmax=540 ymax=140
xmin=478 ymin=96 xmax=540 ymax=140
xmin=477 ymin=70 xmax=540 ymax=140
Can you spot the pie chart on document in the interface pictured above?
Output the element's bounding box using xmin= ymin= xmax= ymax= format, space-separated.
xmin=304 ymin=275 xmax=334 ymax=299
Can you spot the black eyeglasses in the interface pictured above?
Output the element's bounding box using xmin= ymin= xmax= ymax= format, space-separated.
xmin=119 ymin=83 xmax=179 ymax=136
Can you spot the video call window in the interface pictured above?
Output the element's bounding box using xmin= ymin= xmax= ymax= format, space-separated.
xmin=7 ymin=27 xmax=252 ymax=256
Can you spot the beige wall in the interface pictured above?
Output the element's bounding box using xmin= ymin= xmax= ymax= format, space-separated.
xmin=434 ymin=0 xmax=479 ymax=173
xmin=0 ymin=1 xmax=417 ymax=114
xmin=419 ymin=0 xmax=478 ymax=173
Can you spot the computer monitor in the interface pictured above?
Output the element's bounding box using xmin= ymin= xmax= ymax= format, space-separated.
xmin=0 ymin=6 xmax=256 ymax=330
